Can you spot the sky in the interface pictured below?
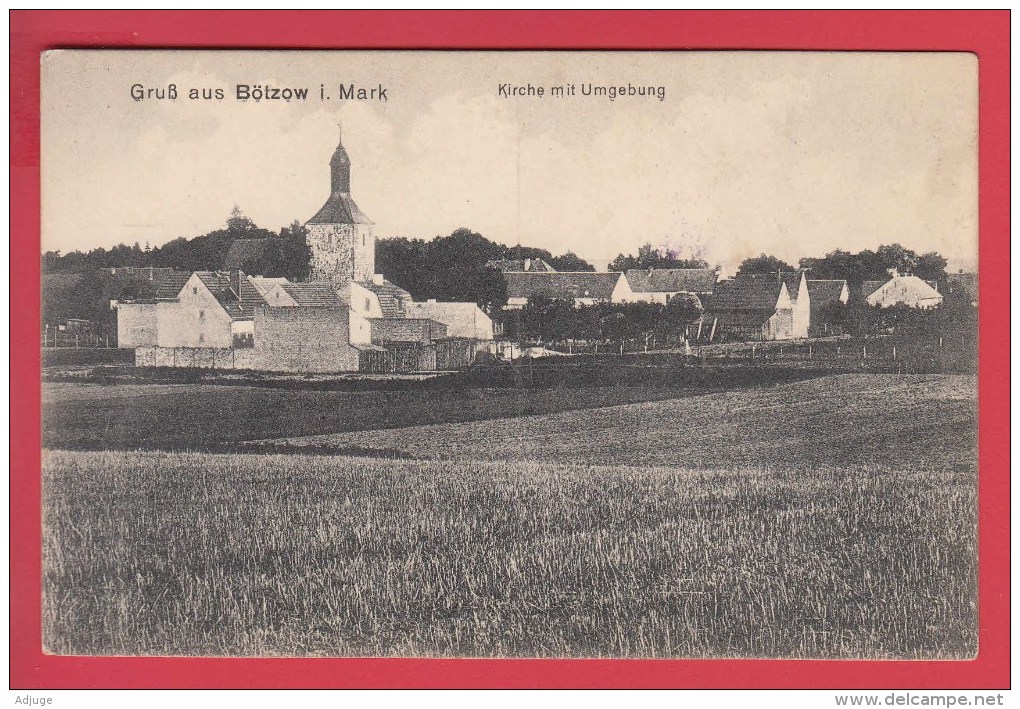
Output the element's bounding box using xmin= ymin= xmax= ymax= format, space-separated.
xmin=41 ymin=50 xmax=978 ymax=272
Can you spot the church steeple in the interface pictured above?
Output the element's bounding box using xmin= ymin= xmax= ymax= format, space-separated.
xmin=330 ymin=125 xmax=352 ymax=194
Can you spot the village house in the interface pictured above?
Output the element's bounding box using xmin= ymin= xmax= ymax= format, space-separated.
xmin=122 ymin=133 xmax=501 ymax=373
xmin=154 ymin=271 xmax=266 ymax=348
xmin=806 ymin=279 xmax=849 ymax=337
xmin=620 ymin=268 xmax=718 ymax=304
xmin=505 ymin=271 xmax=634 ymax=308
xmin=863 ymin=275 xmax=943 ymax=309
xmin=405 ymin=300 xmax=494 ymax=340
xmin=702 ymin=271 xmax=810 ymax=341
xmin=254 ymin=305 xmax=361 ymax=373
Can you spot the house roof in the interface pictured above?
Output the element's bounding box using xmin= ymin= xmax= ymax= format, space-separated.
xmin=486 ymin=258 xmax=556 ymax=273
xmin=624 ymin=268 xmax=718 ymax=294
xmin=280 ymin=282 xmax=345 ymax=307
xmin=708 ymin=309 xmax=775 ymax=329
xmin=195 ymin=271 xmax=267 ymax=320
xmin=866 ymin=275 xmax=943 ymax=304
xmin=154 ymin=270 xmax=194 ymax=300
xmin=861 ymin=280 xmax=886 ymax=299
xmin=357 ymin=279 xmax=412 ymax=317
xmin=406 ymin=301 xmax=482 ymax=318
xmin=223 ymin=239 xmax=275 ymax=271
xmin=506 ymin=272 xmax=622 ymax=301
xmin=807 ymin=279 xmax=848 ymax=310
xmin=250 ymin=276 xmax=290 ymax=297
xmin=306 ymin=193 xmax=373 ymax=226
xmin=703 ymin=276 xmax=786 ymax=313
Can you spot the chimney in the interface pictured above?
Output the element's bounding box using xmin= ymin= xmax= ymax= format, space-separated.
xmin=372 ymin=273 xmax=385 ymax=286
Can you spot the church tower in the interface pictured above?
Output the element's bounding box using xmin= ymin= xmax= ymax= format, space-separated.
xmin=305 ymin=130 xmax=375 ymax=289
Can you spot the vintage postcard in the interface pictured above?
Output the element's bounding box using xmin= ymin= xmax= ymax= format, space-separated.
xmin=39 ymin=49 xmax=979 ymax=661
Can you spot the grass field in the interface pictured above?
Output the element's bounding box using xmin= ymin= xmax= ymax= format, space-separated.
xmin=42 ymin=381 xmax=702 ymax=450
xmin=41 ymin=373 xmax=978 ymax=658
xmin=43 ymin=451 xmax=975 ymax=658
xmin=266 ymin=374 xmax=978 ymax=471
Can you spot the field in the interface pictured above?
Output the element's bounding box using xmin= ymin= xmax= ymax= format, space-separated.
xmin=41 ymin=373 xmax=978 ymax=658
xmin=263 ymin=374 xmax=977 ymax=471
xmin=42 ymin=381 xmax=707 ymax=450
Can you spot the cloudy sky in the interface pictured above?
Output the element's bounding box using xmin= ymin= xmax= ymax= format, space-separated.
xmin=42 ymin=50 xmax=977 ymax=271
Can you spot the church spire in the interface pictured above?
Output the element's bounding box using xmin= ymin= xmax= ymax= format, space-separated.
xmin=330 ymin=124 xmax=351 ymax=194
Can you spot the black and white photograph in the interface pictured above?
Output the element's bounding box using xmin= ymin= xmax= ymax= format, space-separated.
xmin=40 ymin=50 xmax=979 ymax=660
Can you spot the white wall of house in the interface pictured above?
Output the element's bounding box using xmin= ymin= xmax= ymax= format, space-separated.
xmin=764 ymin=285 xmax=795 ymax=341
xmin=156 ymin=273 xmax=233 ymax=348
xmin=609 ymin=274 xmax=639 ymax=304
xmin=791 ymin=273 xmax=811 ymax=338
xmin=261 ymin=284 xmax=300 ymax=307
xmin=350 ymin=281 xmax=384 ymax=318
xmin=867 ymin=276 xmax=944 ymax=309
xmin=115 ymin=302 xmax=158 ymax=348
xmin=406 ymin=301 xmax=494 ymax=340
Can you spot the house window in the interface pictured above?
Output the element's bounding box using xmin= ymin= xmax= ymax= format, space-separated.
xmin=362 ymin=234 xmax=366 ymax=247
xmin=364 ymin=298 xmax=371 ymax=312
xmin=198 ymin=309 xmax=205 ymax=319
xmin=198 ymin=333 xmax=205 ymax=343
xmin=192 ymin=287 xmax=198 ymax=295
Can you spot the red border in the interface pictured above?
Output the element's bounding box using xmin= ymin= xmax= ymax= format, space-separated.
xmin=11 ymin=10 xmax=1010 ymax=689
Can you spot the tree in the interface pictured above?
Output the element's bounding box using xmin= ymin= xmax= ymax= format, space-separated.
xmin=914 ymin=251 xmax=949 ymax=286
xmin=548 ymin=251 xmax=595 ymax=272
xmin=609 ymin=242 xmax=709 ymax=272
xmin=226 ymin=205 xmax=258 ymax=235
xmin=737 ymin=253 xmax=796 ymax=276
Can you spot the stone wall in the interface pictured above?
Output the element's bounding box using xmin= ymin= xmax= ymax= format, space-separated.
xmin=308 ymin=223 xmax=375 ymax=288
xmin=254 ymin=306 xmax=360 ymax=373
xmin=135 ymin=347 xmax=255 ymax=369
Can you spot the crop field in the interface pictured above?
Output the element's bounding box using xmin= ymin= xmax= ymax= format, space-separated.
xmin=41 ymin=373 xmax=978 ymax=659
xmin=44 ymin=450 xmax=975 ymax=659
xmin=42 ymin=381 xmax=701 ymax=450
xmin=266 ymin=374 xmax=978 ymax=472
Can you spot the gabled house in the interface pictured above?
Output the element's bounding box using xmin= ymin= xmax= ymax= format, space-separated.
xmin=864 ymin=275 xmax=943 ymax=309
xmin=505 ymin=271 xmax=633 ymax=308
xmin=114 ymin=269 xmax=192 ymax=348
xmin=262 ymin=281 xmax=346 ymax=308
xmin=702 ymin=272 xmax=809 ymax=341
xmin=807 ymin=279 xmax=849 ymax=337
xmin=621 ymin=268 xmax=718 ymax=304
xmin=155 ymin=271 xmax=266 ymax=348
xmin=405 ymin=300 xmax=494 ymax=340
xmin=249 ymin=276 xmax=290 ymax=298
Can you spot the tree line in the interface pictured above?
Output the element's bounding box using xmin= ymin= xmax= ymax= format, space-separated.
xmin=505 ymin=293 xmax=704 ymax=346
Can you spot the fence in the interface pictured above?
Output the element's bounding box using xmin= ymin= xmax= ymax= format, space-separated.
xmin=360 ymin=339 xmax=477 ymax=374
xmin=506 ymin=331 xmax=974 ymax=376
xmin=135 ymin=347 xmax=256 ymax=370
